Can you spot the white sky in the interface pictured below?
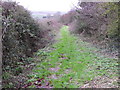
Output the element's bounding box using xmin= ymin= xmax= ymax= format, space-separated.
xmin=12 ymin=0 xmax=79 ymax=12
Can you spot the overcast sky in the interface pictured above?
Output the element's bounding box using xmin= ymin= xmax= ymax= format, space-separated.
xmin=12 ymin=0 xmax=79 ymax=12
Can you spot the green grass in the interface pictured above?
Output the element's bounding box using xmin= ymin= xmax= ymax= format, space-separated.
xmin=27 ymin=26 xmax=118 ymax=88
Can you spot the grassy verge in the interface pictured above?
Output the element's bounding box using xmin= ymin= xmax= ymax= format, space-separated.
xmin=25 ymin=26 xmax=118 ymax=88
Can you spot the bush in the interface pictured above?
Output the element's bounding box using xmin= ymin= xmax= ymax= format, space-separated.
xmin=37 ymin=18 xmax=62 ymax=44
xmin=1 ymin=1 xmax=63 ymax=88
xmin=2 ymin=1 xmax=43 ymax=74
xmin=60 ymin=10 xmax=76 ymax=25
xmin=68 ymin=2 xmax=119 ymax=51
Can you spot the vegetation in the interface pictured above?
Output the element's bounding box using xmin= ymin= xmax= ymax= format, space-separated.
xmin=100 ymin=2 xmax=119 ymax=50
xmin=61 ymin=2 xmax=119 ymax=52
xmin=1 ymin=1 xmax=41 ymax=88
xmin=1 ymin=0 xmax=119 ymax=89
xmin=1 ymin=1 xmax=61 ymax=88
xmin=2 ymin=1 xmax=40 ymax=70
xmin=25 ymin=26 xmax=118 ymax=88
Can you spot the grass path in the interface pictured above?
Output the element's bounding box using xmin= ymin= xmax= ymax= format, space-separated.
xmin=25 ymin=26 xmax=118 ymax=88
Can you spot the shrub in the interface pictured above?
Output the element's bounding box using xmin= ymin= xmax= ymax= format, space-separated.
xmin=1 ymin=1 xmax=63 ymax=88
xmin=60 ymin=10 xmax=76 ymax=25
xmin=2 ymin=1 xmax=42 ymax=74
xmin=37 ymin=18 xmax=62 ymax=44
xmin=69 ymin=2 xmax=119 ymax=51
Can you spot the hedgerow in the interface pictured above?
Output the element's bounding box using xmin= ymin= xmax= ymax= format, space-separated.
xmin=2 ymin=1 xmax=43 ymax=75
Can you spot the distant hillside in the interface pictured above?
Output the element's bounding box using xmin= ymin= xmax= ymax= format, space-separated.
xmin=30 ymin=11 xmax=66 ymax=19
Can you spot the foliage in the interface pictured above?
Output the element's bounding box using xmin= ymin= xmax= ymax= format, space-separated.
xmin=37 ymin=18 xmax=62 ymax=45
xmin=26 ymin=26 xmax=118 ymax=88
xmin=60 ymin=10 xmax=77 ymax=25
xmin=99 ymin=2 xmax=119 ymax=50
xmin=65 ymin=2 xmax=119 ymax=51
xmin=1 ymin=1 xmax=47 ymax=88
xmin=2 ymin=1 xmax=43 ymax=71
xmin=1 ymin=1 xmax=63 ymax=88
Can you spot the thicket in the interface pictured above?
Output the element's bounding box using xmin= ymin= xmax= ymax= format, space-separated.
xmin=61 ymin=2 xmax=119 ymax=52
xmin=2 ymin=1 xmax=45 ymax=76
xmin=1 ymin=1 xmax=62 ymax=88
xmin=60 ymin=10 xmax=77 ymax=25
xmin=99 ymin=2 xmax=119 ymax=50
xmin=37 ymin=18 xmax=62 ymax=44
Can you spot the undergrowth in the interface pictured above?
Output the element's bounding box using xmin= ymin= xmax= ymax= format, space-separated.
xmin=26 ymin=26 xmax=118 ymax=88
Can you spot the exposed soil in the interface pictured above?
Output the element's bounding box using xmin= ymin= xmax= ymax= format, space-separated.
xmin=81 ymin=76 xmax=119 ymax=88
